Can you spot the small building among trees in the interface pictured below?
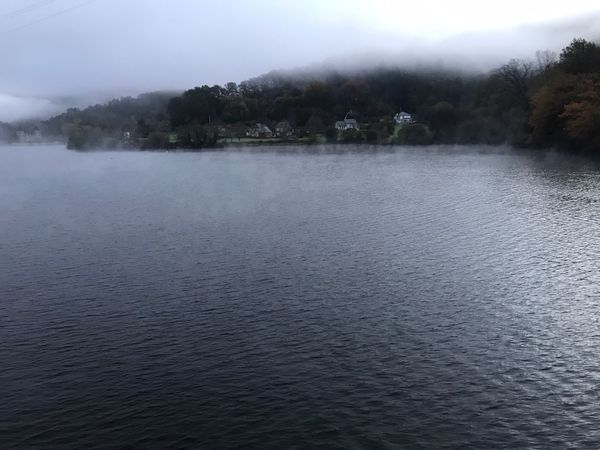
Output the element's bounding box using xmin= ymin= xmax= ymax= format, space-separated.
xmin=247 ymin=123 xmax=273 ymax=138
xmin=394 ymin=112 xmax=413 ymax=125
xmin=275 ymin=121 xmax=293 ymax=137
xmin=335 ymin=111 xmax=360 ymax=131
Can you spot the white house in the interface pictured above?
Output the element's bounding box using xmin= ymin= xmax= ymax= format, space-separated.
xmin=394 ymin=112 xmax=413 ymax=125
xmin=247 ymin=123 xmax=273 ymax=138
xmin=335 ymin=111 xmax=360 ymax=131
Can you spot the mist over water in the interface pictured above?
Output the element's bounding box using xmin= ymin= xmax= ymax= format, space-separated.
xmin=2 ymin=145 xmax=600 ymax=448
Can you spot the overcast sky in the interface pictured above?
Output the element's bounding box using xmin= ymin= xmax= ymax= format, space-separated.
xmin=2 ymin=0 xmax=600 ymax=121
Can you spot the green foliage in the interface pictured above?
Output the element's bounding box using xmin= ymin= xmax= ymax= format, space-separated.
xmin=222 ymin=96 xmax=249 ymax=123
xmin=559 ymin=39 xmax=600 ymax=74
xmin=67 ymin=125 xmax=105 ymax=150
xmin=144 ymin=132 xmax=170 ymax=149
xmin=168 ymin=85 xmax=224 ymax=127
xmin=44 ymin=92 xmax=174 ymax=147
xmin=306 ymin=115 xmax=325 ymax=134
xmin=425 ymin=101 xmax=461 ymax=142
xmin=324 ymin=127 xmax=337 ymax=141
xmin=174 ymin=125 xmax=219 ymax=149
xmin=341 ymin=129 xmax=363 ymax=143
xmin=393 ymin=123 xmax=434 ymax=145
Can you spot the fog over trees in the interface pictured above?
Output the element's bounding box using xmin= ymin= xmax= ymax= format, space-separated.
xmin=5 ymin=38 xmax=600 ymax=151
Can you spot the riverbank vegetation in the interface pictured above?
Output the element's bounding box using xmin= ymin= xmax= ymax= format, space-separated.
xmin=6 ymin=38 xmax=600 ymax=151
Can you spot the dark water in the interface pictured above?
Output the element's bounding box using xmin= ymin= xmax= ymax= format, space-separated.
xmin=2 ymin=145 xmax=600 ymax=449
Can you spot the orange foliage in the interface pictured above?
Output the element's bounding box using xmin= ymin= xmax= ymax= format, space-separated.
xmin=530 ymin=74 xmax=600 ymax=146
xmin=529 ymin=74 xmax=577 ymax=144
xmin=559 ymin=77 xmax=600 ymax=142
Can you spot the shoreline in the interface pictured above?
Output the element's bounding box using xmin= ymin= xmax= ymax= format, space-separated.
xmin=4 ymin=142 xmax=589 ymax=158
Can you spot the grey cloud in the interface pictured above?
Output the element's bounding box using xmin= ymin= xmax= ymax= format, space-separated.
xmin=0 ymin=94 xmax=63 ymax=122
xmin=1 ymin=1 xmax=599 ymax=121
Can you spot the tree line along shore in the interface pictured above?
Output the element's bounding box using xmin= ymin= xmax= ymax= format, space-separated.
xmin=2 ymin=38 xmax=599 ymax=152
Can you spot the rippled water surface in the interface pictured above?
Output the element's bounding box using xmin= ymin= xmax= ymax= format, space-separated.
xmin=2 ymin=145 xmax=600 ymax=449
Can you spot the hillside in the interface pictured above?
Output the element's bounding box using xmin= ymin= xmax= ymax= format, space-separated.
xmin=9 ymin=38 xmax=600 ymax=151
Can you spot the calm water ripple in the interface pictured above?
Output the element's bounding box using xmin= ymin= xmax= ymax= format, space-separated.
xmin=1 ymin=145 xmax=600 ymax=449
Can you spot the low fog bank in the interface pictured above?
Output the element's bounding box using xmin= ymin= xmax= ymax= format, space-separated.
xmin=2 ymin=7 xmax=599 ymax=123
xmin=0 ymin=91 xmax=155 ymax=123
xmin=7 ymin=34 xmax=599 ymax=152
xmin=0 ymin=95 xmax=74 ymax=123
xmin=308 ymin=11 xmax=600 ymax=76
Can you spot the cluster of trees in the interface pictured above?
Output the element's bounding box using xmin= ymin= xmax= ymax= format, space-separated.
xmin=529 ymin=39 xmax=600 ymax=150
xmin=0 ymin=122 xmax=17 ymax=143
xmin=43 ymin=92 xmax=176 ymax=150
xmin=16 ymin=37 xmax=600 ymax=151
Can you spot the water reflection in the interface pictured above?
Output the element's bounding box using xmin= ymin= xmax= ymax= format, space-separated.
xmin=1 ymin=144 xmax=600 ymax=449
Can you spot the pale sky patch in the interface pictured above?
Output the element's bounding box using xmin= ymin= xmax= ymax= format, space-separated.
xmin=0 ymin=0 xmax=599 ymax=120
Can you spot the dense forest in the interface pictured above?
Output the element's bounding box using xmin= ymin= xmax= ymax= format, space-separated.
xmin=5 ymin=38 xmax=600 ymax=151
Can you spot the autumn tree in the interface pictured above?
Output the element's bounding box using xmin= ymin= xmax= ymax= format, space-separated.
xmin=529 ymin=74 xmax=578 ymax=145
xmin=559 ymin=76 xmax=600 ymax=147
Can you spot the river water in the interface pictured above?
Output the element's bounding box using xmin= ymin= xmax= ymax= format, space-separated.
xmin=2 ymin=145 xmax=600 ymax=448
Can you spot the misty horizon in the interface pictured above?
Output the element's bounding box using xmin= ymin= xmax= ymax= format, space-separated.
xmin=2 ymin=0 xmax=600 ymax=121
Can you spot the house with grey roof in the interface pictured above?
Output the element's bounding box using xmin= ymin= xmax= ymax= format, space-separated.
xmin=334 ymin=111 xmax=360 ymax=131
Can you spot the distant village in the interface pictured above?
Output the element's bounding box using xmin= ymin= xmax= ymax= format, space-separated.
xmin=214 ymin=110 xmax=415 ymax=146
xmin=5 ymin=38 xmax=600 ymax=151
xmin=233 ymin=111 xmax=412 ymax=138
xmin=11 ymin=109 xmax=417 ymax=147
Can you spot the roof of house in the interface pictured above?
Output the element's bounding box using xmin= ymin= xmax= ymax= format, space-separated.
xmin=344 ymin=110 xmax=358 ymax=121
xmin=256 ymin=123 xmax=272 ymax=131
